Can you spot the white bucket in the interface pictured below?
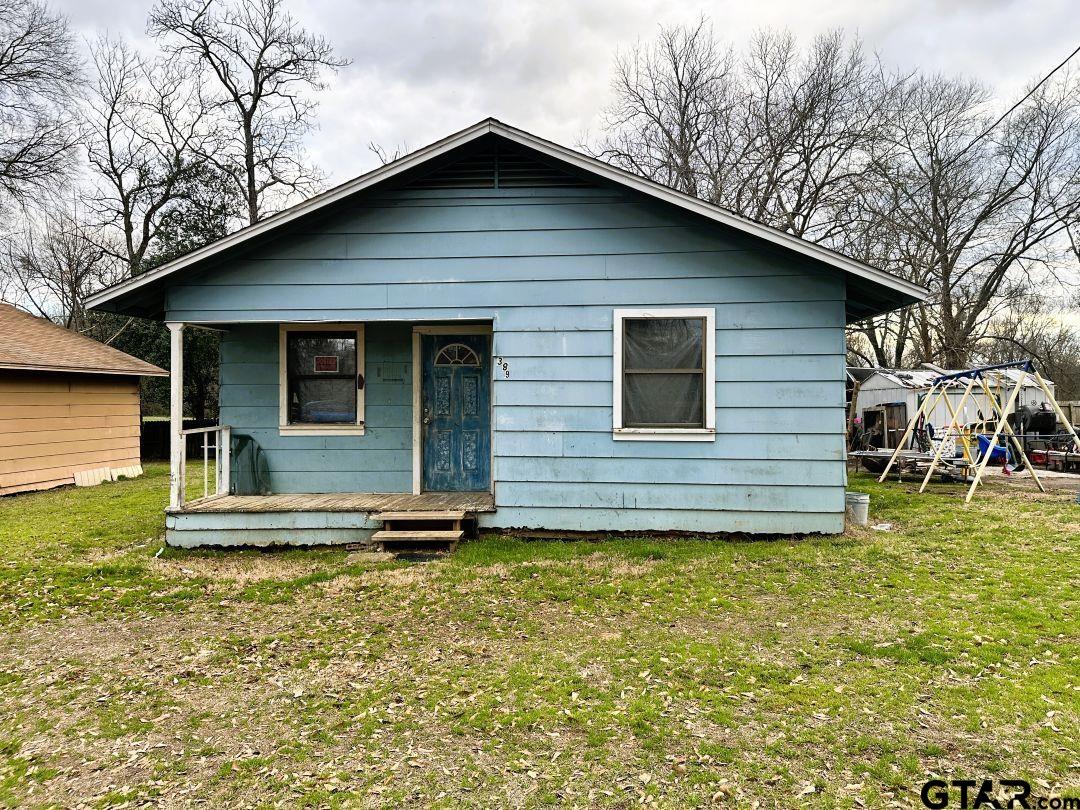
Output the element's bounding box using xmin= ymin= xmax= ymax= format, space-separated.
xmin=845 ymin=492 xmax=870 ymax=527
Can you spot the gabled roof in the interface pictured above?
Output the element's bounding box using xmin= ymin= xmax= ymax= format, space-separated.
xmin=87 ymin=117 xmax=928 ymax=320
xmin=0 ymin=303 xmax=166 ymax=377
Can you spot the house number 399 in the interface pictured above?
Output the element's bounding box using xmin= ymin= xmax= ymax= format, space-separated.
xmin=494 ymin=357 xmax=510 ymax=378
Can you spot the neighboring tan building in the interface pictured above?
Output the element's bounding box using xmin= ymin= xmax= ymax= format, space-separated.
xmin=0 ymin=302 xmax=166 ymax=495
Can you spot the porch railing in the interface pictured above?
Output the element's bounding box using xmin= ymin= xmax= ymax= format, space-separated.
xmin=177 ymin=424 xmax=231 ymax=507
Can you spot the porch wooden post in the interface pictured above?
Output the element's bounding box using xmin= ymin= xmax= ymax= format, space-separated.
xmin=168 ymin=322 xmax=185 ymax=510
xmin=219 ymin=426 xmax=231 ymax=496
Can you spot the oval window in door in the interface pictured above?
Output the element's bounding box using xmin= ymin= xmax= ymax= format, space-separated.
xmin=434 ymin=343 xmax=481 ymax=367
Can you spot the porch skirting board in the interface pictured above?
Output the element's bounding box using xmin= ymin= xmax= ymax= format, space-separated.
xmin=164 ymin=491 xmax=496 ymax=548
xmin=165 ymin=509 xmax=381 ymax=548
xmin=165 ymin=506 xmax=845 ymax=547
xmin=166 ymin=527 xmax=377 ymax=548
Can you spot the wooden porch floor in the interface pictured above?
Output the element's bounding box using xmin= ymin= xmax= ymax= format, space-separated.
xmin=175 ymin=491 xmax=496 ymax=515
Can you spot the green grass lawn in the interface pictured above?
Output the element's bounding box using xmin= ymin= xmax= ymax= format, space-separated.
xmin=0 ymin=464 xmax=1076 ymax=808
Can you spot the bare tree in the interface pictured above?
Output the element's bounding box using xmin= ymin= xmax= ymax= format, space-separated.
xmin=0 ymin=256 xmax=14 ymax=302
xmin=595 ymin=26 xmax=894 ymax=242
xmin=594 ymin=18 xmax=737 ymax=197
xmin=369 ymin=141 xmax=408 ymax=166
xmin=85 ymin=37 xmax=219 ymax=274
xmin=865 ymin=74 xmax=1080 ymax=368
xmin=978 ymin=305 xmax=1080 ymax=400
xmin=724 ymin=30 xmax=895 ymax=241
xmin=0 ymin=0 xmax=80 ymax=208
xmin=1 ymin=201 xmax=120 ymax=330
xmin=597 ymin=23 xmax=1080 ymax=370
xmin=148 ymin=0 xmax=349 ymax=224
xmin=841 ymin=197 xmax=932 ymax=367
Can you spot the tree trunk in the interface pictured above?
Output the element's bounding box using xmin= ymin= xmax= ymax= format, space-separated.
xmin=243 ymin=117 xmax=258 ymax=225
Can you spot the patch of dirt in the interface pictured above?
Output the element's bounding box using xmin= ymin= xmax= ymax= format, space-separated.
xmin=477 ymin=552 xmax=661 ymax=578
xmin=149 ymin=553 xmax=329 ymax=585
xmin=345 ymin=551 xmax=394 ymax=564
xmin=352 ymin=564 xmax=436 ymax=587
xmin=982 ymin=470 xmax=1080 ymax=493
xmin=5 ymin=590 xmax=654 ymax=807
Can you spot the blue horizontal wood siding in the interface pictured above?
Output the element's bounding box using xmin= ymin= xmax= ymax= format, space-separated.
xmin=218 ymin=323 xmax=413 ymax=493
xmin=190 ymin=177 xmax=848 ymax=534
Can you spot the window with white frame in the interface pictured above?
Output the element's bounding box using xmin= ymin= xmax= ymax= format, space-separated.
xmin=278 ymin=325 xmax=365 ymax=434
xmin=613 ymin=308 xmax=715 ymax=439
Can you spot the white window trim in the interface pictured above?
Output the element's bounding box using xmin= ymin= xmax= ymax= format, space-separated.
xmin=612 ymin=307 xmax=716 ymax=442
xmin=279 ymin=323 xmax=366 ymax=436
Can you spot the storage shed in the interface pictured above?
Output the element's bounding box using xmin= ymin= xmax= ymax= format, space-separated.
xmin=87 ymin=118 xmax=928 ymax=545
xmin=850 ymin=365 xmax=1056 ymax=450
xmin=0 ymin=303 xmax=167 ymax=495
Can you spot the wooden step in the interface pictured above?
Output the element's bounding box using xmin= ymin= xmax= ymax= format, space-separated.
xmin=371 ymin=528 xmax=464 ymax=555
xmin=377 ymin=510 xmax=466 ymax=522
xmin=371 ymin=530 xmax=464 ymax=541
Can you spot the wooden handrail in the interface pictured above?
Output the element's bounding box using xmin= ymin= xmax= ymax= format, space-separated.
xmin=181 ymin=424 xmax=232 ymax=436
xmin=177 ymin=424 xmax=231 ymax=508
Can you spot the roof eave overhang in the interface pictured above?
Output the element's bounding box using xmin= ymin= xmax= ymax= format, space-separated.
xmin=87 ymin=118 xmax=929 ymax=316
xmin=843 ymin=295 xmax=922 ymax=324
xmin=0 ymin=361 xmax=168 ymax=377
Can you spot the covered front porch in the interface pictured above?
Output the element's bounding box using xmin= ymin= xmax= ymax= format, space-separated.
xmin=164 ymin=320 xmax=496 ymax=547
xmin=166 ymin=489 xmax=496 ymax=548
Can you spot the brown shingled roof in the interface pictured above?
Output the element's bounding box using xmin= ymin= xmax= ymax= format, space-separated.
xmin=0 ymin=303 xmax=167 ymax=377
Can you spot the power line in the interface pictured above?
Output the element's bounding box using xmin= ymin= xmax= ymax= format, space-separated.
xmin=910 ymin=41 xmax=1080 ymax=195
xmin=951 ymin=42 xmax=1080 ymax=167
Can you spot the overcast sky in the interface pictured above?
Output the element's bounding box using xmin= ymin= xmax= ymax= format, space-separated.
xmin=58 ymin=0 xmax=1079 ymax=185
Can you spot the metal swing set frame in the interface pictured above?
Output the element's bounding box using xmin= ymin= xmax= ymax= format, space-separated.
xmin=876 ymin=361 xmax=1080 ymax=502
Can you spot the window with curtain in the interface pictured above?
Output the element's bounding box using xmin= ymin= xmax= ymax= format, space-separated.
xmin=285 ymin=330 xmax=360 ymax=425
xmin=614 ymin=309 xmax=715 ymax=436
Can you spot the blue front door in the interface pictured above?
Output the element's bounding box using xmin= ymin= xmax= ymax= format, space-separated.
xmin=421 ymin=333 xmax=491 ymax=492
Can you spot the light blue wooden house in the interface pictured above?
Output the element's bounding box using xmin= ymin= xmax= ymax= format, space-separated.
xmin=89 ymin=119 xmax=926 ymax=548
